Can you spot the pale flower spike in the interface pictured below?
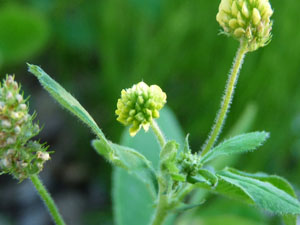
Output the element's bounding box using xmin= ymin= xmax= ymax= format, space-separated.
xmin=217 ymin=0 xmax=273 ymax=51
xmin=115 ymin=82 xmax=167 ymax=136
xmin=0 ymin=75 xmax=50 ymax=181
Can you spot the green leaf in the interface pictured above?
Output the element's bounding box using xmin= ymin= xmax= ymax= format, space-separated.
xmin=183 ymin=134 xmax=191 ymax=153
xmin=92 ymin=139 xmax=158 ymax=196
xmin=113 ymin=107 xmax=185 ymax=225
xmin=283 ymin=215 xmax=298 ymax=225
xmin=225 ymin=168 xmax=297 ymax=197
xmin=216 ymin=168 xmax=300 ymax=215
xmin=160 ymin=141 xmax=179 ymax=174
xmin=27 ymin=64 xmax=107 ymax=143
xmin=180 ymin=215 xmax=266 ymax=225
xmin=225 ymin=168 xmax=299 ymax=225
xmin=0 ymin=4 xmax=49 ymax=66
xmin=201 ymin=132 xmax=269 ymax=164
xmin=92 ymin=139 xmax=122 ymax=166
xmin=198 ymin=169 xmax=218 ymax=186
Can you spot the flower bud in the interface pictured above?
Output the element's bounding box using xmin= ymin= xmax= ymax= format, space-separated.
xmin=177 ymin=150 xmax=202 ymax=177
xmin=216 ymin=0 xmax=273 ymax=51
xmin=115 ymin=81 xmax=167 ymax=136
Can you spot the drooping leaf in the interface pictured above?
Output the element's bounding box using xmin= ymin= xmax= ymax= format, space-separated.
xmin=92 ymin=139 xmax=158 ymax=196
xmin=28 ymin=64 xmax=107 ymax=143
xmin=113 ymin=107 xmax=184 ymax=225
xmin=216 ymin=168 xmax=300 ymax=215
xmin=201 ymin=132 xmax=269 ymax=164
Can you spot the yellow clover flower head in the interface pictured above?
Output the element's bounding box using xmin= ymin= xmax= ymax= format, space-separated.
xmin=216 ymin=0 xmax=273 ymax=51
xmin=115 ymin=82 xmax=167 ymax=137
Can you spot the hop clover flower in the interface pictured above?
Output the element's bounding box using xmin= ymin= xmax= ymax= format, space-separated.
xmin=115 ymin=82 xmax=167 ymax=136
xmin=0 ymin=75 xmax=50 ymax=180
xmin=217 ymin=0 xmax=273 ymax=51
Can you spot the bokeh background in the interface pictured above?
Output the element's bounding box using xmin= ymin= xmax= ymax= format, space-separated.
xmin=0 ymin=0 xmax=299 ymax=224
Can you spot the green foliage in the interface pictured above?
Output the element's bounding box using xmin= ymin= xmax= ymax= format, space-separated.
xmin=191 ymin=169 xmax=218 ymax=188
xmin=28 ymin=64 xmax=159 ymax=196
xmin=0 ymin=4 xmax=49 ymax=66
xmin=215 ymin=168 xmax=300 ymax=215
xmin=181 ymin=215 xmax=266 ymax=225
xmin=224 ymin=168 xmax=299 ymax=225
xmin=113 ymin=107 xmax=184 ymax=225
xmin=177 ymin=197 xmax=268 ymax=225
xmin=27 ymin=64 xmax=107 ymax=141
xmin=201 ymin=132 xmax=270 ymax=164
xmin=22 ymin=1 xmax=300 ymax=225
xmin=160 ymin=141 xmax=181 ymax=178
xmin=92 ymin=139 xmax=157 ymax=196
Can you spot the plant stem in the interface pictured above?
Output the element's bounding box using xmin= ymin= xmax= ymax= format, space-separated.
xmin=30 ymin=175 xmax=66 ymax=225
xmin=151 ymin=120 xmax=166 ymax=148
xmin=201 ymin=41 xmax=248 ymax=157
xmin=151 ymin=191 xmax=169 ymax=225
xmin=149 ymin=120 xmax=168 ymax=225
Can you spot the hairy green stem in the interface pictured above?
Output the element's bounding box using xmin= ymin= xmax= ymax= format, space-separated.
xmin=150 ymin=191 xmax=169 ymax=225
xmin=151 ymin=120 xmax=166 ymax=148
xmin=149 ymin=120 xmax=168 ymax=225
xmin=30 ymin=175 xmax=66 ymax=225
xmin=201 ymin=42 xmax=248 ymax=157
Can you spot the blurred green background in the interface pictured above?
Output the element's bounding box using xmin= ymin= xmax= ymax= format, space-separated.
xmin=0 ymin=0 xmax=299 ymax=224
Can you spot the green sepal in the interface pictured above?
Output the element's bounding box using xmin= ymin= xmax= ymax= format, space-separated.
xmin=188 ymin=169 xmax=218 ymax=188
xmin=92 ymin=139 xmax=158 ymax=196
xmin=170 ymin=173 xmax=186 ymax=182
xmin=201 ymin=131 xmax=270 ymax=164
xmin=160 ymin=141 xmax=179 ymax=173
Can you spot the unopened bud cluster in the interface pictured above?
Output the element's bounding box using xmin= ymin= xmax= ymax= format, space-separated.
xmin=116 ymin=82 xmax=167 ymax=136
xmin=0 ymin=75 xmax=50 ymax=180
xmin=217 ymin=0 xmax=273 ymax=51
xmin=177 ymin=149 xmax=202 ymax=177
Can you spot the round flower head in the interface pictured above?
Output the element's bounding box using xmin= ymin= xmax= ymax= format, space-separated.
xmin=0 ymin=75 xmax=50 ymax=181
xmin=216 ymin=0 xmax=273 ymax=51
xmin=115 ymin=82 xmax=167 ymax=136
